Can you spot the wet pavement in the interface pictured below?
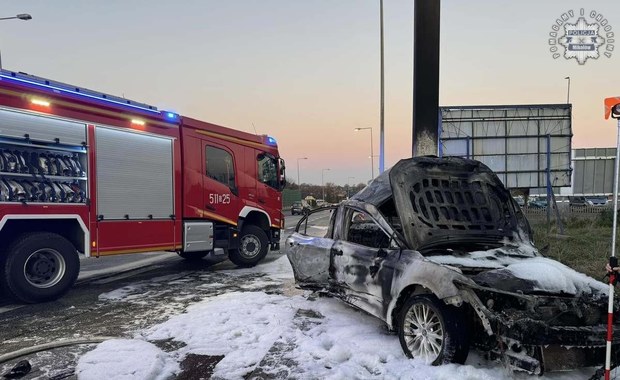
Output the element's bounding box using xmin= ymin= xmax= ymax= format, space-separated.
xmin=0 ymin=213 xmax=304 ymax=380
xmin=0 ymin=251 xmax=296 ymax=380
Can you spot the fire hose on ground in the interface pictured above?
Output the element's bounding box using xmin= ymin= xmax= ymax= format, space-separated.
xmin=0 ymin=336 xmax=115 ymax=365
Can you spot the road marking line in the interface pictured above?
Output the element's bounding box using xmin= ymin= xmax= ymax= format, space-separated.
xmin=88 ymin=266 xmax=164 ymax=285
xmin=77 ymin=255 xmax=174 ymax=282
xmin=0 ymin=304 xmax=25 ymax=314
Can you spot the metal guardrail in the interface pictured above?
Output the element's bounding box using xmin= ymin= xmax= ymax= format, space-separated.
xmin=523 ymin=205 xmax=612 ymax=213
xmin=522 ymin=205 xmax=613 ymax=221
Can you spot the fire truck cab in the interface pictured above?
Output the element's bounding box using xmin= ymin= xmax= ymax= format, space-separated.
xmin=180 ymin=117 xmax=285 ymax=264
xmin=0 ymin=69 xmax=285 ymax=303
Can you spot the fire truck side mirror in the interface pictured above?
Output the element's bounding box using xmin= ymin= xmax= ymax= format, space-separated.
xmin=278 ymin=158 xmax=286 ymax=190
xmin=613 ymin=104 xmax=620 ymax=120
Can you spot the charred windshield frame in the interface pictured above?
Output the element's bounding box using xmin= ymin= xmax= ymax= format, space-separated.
xmin=295 ymin=206 xmax=338 ymax=237
xmin=341 ymin=205 xmax=402 ymax=251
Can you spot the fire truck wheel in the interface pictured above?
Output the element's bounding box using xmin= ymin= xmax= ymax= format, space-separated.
xmin=229 ymin=225 xmax=268 ymax=267
xmin=0 ymin=232 xmax=80 ymax=303
xmin=177 ymin=251 xmax=209 ymax=260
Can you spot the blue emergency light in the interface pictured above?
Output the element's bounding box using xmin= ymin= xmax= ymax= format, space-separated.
xmin=164 ymin=111 xmax=178 ymax=120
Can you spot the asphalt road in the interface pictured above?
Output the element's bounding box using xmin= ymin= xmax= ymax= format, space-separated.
xmin=0 ymin=212 xmax=305 ymax=379
xmin=0 ymin=212 xmax=304 ymax=309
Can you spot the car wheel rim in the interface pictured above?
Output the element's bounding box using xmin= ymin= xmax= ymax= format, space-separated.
xmin=240 ymin=234 xmax=261 ymax=259
xmin=23 ymin=248 xmax=66 ymax=289
xmin=403 ymin=303 xmax=444 ymax=363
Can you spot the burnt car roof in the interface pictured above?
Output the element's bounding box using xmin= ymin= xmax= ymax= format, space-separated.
xmin=350 ymin=165 xmax=393 ymax=205
xmin=352 ymin=156 xmax=527 ymax=251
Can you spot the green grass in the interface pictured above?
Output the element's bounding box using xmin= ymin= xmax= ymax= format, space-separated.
xmin=530 ymin=213 xmax=617 ymax=281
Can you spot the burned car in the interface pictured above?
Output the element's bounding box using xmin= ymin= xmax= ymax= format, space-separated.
xmin=286 ymin=156 xmax=619 ymax=375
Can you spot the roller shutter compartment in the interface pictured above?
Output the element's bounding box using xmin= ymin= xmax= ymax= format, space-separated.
xmin=0 ymin=108 xmax=86 ymax=146
xmin=95 ymin=127 xmax=173 ymax=220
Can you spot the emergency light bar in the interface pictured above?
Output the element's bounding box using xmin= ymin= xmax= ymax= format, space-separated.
xmin=0 ymin=69 xmax=161 ymax=115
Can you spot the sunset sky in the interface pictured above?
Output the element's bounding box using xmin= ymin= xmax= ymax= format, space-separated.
xmin=1 ymin=0 xmax=618 ymax=185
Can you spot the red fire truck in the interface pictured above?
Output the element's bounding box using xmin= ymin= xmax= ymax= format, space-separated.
xmin=0 ymin=69 xmax=286 ymax=303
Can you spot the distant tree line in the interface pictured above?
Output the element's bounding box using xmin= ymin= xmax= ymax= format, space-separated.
xmin=285 ymin=178 xmax=367 ymax=203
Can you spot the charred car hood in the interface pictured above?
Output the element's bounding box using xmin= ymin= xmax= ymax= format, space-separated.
xmin=353 ymin=156 xmax=530 ymax=251
xmin=429 ymin=247 xmax=608 ymax=298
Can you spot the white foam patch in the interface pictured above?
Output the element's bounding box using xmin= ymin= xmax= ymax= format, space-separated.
xmin=505 ymin=257 xmax=608 ymax=295
xmin=83 ymin=256 xmax=606 ymax=379
xmin=75 ymin=339 xmax=178 ymax=380
xmin=145 ymin=291 xmax=297 ymax=379
xmin=98 ymin=285 xmax=142 ymax=301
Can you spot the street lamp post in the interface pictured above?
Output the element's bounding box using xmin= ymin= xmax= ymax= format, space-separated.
xmin=347 ymin=176 xmax=355 ymax=199
xmin=565 ymin=76 xmax=571 ymax=104
xmin=355 ymin=127 xmax=374 ymax=180
xmin=0 ymin=14 xmax=32 ymax=21
xmin=379 ymin=0 xmax=385 ymax=174
xmin=369 ymin=155 xmax=379 ymax=176
xmin=0 ymin=14 xmax=32 ymax=70
xmin=322 ymin=168 xmax=330 ymax=201
xmin=296 ymin=157 xmax=308 ymax=191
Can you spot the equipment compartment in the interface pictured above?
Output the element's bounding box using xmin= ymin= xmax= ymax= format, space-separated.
xmin=0 ymin=140 xmax=87 ymax=204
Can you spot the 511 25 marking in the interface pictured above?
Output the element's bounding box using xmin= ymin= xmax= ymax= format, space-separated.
xmin=209 ymin=193 xmax=231 ymax=205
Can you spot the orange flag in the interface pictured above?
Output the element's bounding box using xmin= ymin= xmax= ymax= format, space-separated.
xmin=605 ymin=97 xmax=620 ymax=119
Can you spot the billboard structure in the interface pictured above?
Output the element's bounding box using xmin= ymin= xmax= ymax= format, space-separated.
xmin=573 ymin=148 xmax=616 ymax=195
xmin=439 ymin=104 xmax=572 ymax=191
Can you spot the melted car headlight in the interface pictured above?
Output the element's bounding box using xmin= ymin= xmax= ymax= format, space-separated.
xmin=486 ymin=298 xmax=495 ymax=310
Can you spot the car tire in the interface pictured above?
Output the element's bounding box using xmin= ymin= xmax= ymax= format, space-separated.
xmin=228 ymin=225 xmax=268 ymax=268
xmin=0 ymin=232 xmax=80 ymax=303
xmin=397 ymin=294 xmax=469 ymax=365
xmin=177 ymin=251 xmax=209 ymax=261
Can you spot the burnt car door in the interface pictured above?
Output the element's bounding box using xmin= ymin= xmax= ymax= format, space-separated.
xmin=286 ymin=206 xmax=338 ymax=289
xmin=330 ymin=206 xmax=401 ymax=319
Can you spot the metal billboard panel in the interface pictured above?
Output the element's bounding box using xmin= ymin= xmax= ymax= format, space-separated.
xmin=572 ymin=148 xmax=616 ymax=195
xmin=439 ymin=104 xmax=572 ymax=189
